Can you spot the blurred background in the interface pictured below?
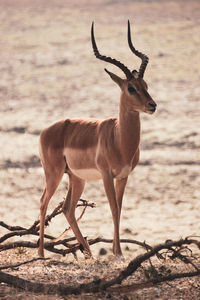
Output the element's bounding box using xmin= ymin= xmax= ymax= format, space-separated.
xmin=0 ymin=0 xmax=200 ymax=258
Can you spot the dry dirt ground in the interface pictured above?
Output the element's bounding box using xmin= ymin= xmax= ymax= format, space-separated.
xmin=0 ymin=0 xmax=200 ymax=299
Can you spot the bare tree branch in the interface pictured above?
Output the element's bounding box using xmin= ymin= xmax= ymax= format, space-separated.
xmin=0 ymin=238 xmax=200 ymax=297
xmin=107 ymin=270 xmax=200 ymax=293
xmin=0 ymin=200 xmax=155 ymax=257
xmin=99 ymin=238 xmax=200 ymax=290
xmin=0 ymin=257 xmax=48 ymax=271
xmin=1 ymin=199 xmax=200 ymax=297
xmin=0 ymin=199 xmax=95 ymax=245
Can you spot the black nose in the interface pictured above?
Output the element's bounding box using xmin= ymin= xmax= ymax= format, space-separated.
xmin=148 ymin=102 xmax=157 ymax=112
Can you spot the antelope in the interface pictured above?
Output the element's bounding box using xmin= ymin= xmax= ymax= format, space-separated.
xmin=38 ymin=21 xmax=157 ymax=259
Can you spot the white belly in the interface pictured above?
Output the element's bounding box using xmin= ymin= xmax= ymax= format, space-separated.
xmin=116 ymin=165 xmax=132 ymax=179
xmin=70 ymin=168 xmax=102 ymax=181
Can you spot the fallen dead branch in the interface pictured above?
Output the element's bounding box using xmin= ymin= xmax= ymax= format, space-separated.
xmin=0 ymin=201 xmax=200 ymax=296
xmin=0 ymin=199 xmax=154 ymax=256
xmin=0 ymin=257 xmax=48 ymax=271
xmin=108 ymin=269 xmax=200 ymax=293
xmin=0 ymin=238 xmax=200 ymax=296
xmin=0 ymin=199 xmax=96 ymax=243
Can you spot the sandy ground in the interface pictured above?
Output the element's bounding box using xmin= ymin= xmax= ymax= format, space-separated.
xmin=0 ymin=0 xmax=200 ymax=298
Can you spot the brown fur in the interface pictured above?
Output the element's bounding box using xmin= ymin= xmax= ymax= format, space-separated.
xmin=38 ymin=29 xmax=157 ymax=259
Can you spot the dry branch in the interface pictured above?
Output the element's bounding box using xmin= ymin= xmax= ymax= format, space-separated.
xmin=0 ymin=238 xmax=200 ymax=297
xmin=0 ymin=257 xmax=48 ymax=271
xmin=0 ymin=199 xmax=95 ymax=254
xmin=108 ymin=269 xmax=200 ymax=293
xmin=0 ymin=199 xmax=155 ymax=257
xmin=99 ymin=238 xmax=200 ymax=290
xmin=1 ymin=201 xmax=200 ymax=296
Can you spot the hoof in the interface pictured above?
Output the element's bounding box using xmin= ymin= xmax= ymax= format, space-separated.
xmin=38 ymin=249 xmax=44 ymax=258
xmin=84 ymin=250 xmax=93 ymax=260
xmin=80 ymin=238 xmax=93 ymax=259
xmin=115 ymin=255 xmax=125 ymax=264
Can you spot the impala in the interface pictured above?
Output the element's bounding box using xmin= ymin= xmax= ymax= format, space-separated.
xmin=38 ymin=21 xmax=157 ymax=259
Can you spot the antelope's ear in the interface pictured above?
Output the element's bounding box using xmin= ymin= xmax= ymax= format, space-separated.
xmin=104 ymin=68 xmax=124 ymax=89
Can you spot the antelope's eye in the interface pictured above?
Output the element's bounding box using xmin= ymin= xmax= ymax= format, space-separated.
xmin=128 ymin=85 xmax=136 ymax=94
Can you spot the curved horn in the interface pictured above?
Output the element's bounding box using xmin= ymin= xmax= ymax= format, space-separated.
xmin=91 ymin=22 xmax=132 ymax=80
xmin=127 ymin=20 xmax=149 ymax=78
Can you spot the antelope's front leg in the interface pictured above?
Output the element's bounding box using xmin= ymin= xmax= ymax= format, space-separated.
xmin=115 ymin=177 xmax=128 ymax=221
xmin=101 ymin=171 xmax=123 ymax=258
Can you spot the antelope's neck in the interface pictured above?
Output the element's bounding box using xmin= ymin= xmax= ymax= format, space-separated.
xmin=117 ymin=98 xmax=141 ymax=164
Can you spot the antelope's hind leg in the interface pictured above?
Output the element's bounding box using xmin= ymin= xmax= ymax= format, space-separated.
xmin=38 ymin=154 xmax=66 ymax=257
xmin=62 ymin=173 xmax=92 ymax=259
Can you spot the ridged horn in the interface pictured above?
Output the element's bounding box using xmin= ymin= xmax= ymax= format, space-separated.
xmin=91 ymin=22 xmax=132 ymax=80
xmin=127 ymin=20 xmax=149 ymax=78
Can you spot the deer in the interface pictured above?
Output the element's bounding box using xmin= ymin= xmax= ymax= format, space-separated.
xmin=38 ymin=21 xmax=157 ymax=260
